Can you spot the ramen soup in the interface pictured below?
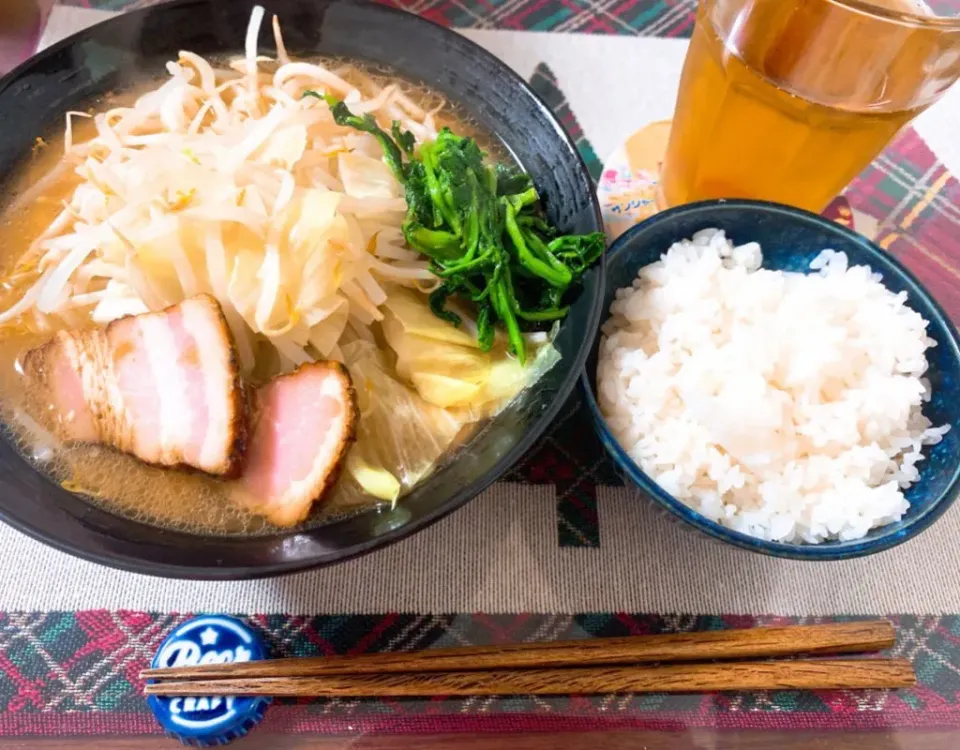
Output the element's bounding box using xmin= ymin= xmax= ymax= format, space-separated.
xmin=0 ymin=9 xmax=574 ymax=535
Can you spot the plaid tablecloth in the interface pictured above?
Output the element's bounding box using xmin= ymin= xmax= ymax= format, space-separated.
xmin=2 ymin=0 xmax=960 ymax=741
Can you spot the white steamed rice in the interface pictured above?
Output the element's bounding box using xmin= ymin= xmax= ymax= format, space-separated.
xmin=597 ymin=228 xmax=949 ymax=544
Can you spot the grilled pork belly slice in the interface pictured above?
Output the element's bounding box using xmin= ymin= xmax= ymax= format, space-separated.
xmin=22 ymin=294 xmax=247 ymax=477
xmin=231 ymin=361 xmax=358 ymax=527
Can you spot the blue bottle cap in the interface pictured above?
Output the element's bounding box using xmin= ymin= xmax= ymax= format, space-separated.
xmin=147 ymin=615 xmax=271 ymax=747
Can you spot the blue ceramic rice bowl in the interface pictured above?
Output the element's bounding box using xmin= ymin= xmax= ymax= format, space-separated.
xmin=582 ymin=199 xmax=960 ymax=560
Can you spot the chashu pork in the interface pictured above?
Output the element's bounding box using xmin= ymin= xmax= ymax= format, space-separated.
xmin=22 ymin=294 xmax=247 ymax=477
xmin=231 ymin=361 xmax=358 ymax=527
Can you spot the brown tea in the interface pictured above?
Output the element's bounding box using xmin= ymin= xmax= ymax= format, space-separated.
xmin=661 ymin=0 xmax=960 ymax=212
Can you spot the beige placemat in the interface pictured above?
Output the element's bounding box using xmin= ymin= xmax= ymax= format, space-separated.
xmin=2 ymin=482 xmax=959 ymax=614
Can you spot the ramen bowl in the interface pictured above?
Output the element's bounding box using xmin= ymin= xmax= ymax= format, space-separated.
xmin=0 ymin=0 xmax=603 ymax=578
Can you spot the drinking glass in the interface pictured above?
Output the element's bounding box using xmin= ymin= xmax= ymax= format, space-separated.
xmin=660 ymin=0 xmax=960 ymax=213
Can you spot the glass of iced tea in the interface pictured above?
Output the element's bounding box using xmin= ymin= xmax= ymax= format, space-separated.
xmin=660 ymin=0 xmax=960 ymax=213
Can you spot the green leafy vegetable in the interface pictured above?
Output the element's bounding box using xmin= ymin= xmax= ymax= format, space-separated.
xmin=315 ymin=93 xmax=605 ymax=363
xmin=392 ymin=122 xmax=416 ymax=156
xmin=428 ymin=284 xmax=462 ymax=328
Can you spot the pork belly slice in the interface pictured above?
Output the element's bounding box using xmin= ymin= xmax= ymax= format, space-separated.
xmin=231 ymin=361 xmax=358 ymax=527
xmin=22 ymin=294 xmax=247 ymax=477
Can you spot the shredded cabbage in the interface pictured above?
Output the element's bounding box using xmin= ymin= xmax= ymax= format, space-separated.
xmin=338 ymin=339 xmax=467 ymax=500
xmin=382 ymin=286 xmax=561 ymax=416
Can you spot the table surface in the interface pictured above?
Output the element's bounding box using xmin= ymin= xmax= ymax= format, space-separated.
xmin=1 ymin=0 xmax=959 ymax=747
xmin=4 ymin=730 xmax=960 ymax=749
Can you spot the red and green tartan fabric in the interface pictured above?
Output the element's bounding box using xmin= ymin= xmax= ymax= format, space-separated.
xmin=64 ymin=0 xmax=703 ymax=36
xmin=1 ymin=611 xmax=959 ymax=735
xmin=5 ymin=0 xmax=960 ymax=737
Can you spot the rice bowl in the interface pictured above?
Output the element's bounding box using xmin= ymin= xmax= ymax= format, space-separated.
xmin=598 ymin=228 xmax=947 ymax=544
xmin=584 ymin=200 xmax=960 ymax=560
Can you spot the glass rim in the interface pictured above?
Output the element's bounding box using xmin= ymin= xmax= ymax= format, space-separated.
xmin=829 ymin=0 xmax=960 ymax=30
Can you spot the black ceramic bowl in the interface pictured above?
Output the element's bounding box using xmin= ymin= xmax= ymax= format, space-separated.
xmin=0 ymin=0 xmax=603 ymax=578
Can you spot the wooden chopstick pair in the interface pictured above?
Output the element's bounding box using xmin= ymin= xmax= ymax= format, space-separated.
xmin=142 ymin=620 xmax=914 ymax=697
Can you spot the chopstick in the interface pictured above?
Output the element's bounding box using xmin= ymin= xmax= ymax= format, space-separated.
xmin=141 ymin=621 xmax=893 ymax=681
xmin=144 ymin=658 xmax=915 ymax=697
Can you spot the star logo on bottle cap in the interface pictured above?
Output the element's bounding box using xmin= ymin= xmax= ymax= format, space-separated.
xmin=199 ymin=627 xmax=219 ymax=646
